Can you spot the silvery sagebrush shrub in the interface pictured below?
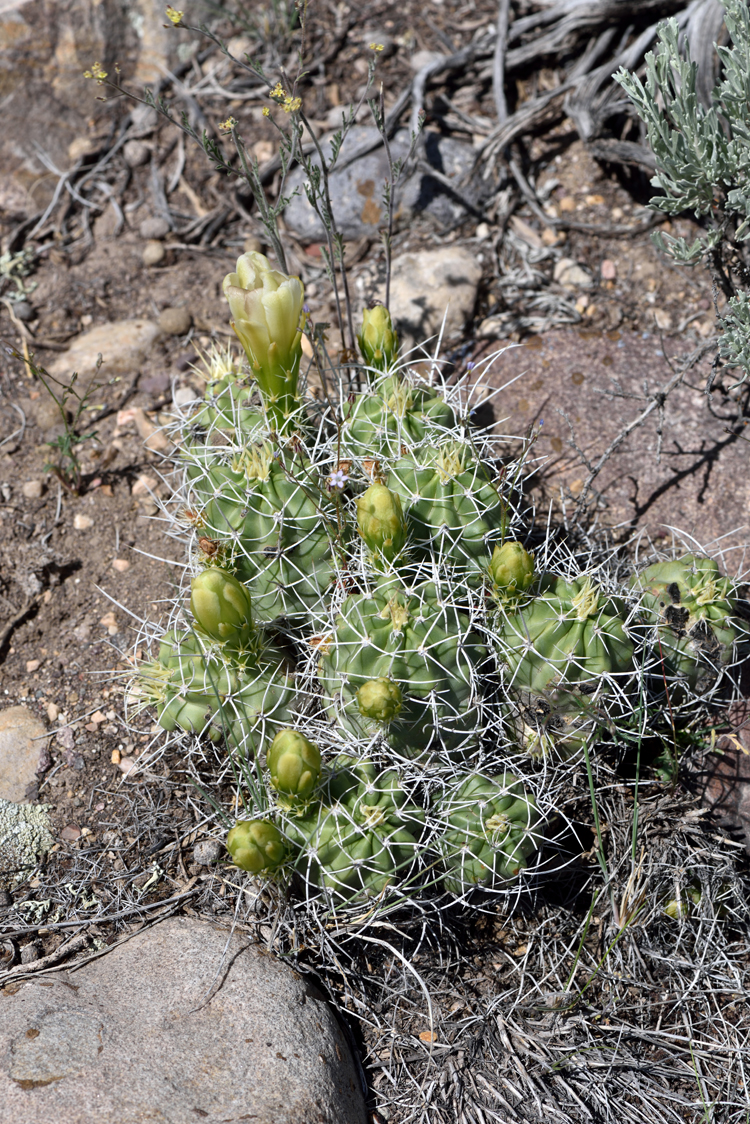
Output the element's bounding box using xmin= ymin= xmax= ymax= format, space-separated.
xmin=119 ymin=7 xmax=749 ymax=920
xmin=614 ymin=0 xmax=750 ymax=385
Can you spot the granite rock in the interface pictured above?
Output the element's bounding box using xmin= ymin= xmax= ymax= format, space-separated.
xmin=0 ymin=916 xmax=367 ymax=1124
xmin=284 ymin=126 xmax=485 ymax=240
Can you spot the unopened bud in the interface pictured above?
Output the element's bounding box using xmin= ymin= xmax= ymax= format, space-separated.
xmin=357 ymin=677 xmax=403 ymax=722
xmin=191 ymin=568 xmax=254 ymax=644
xmin=357 ymin=306 xmax=398 ymax=371
xmin=356 ymin=484 xmax=407 ymax=562
xmin=267 ymin=729 xmax=321 ymax=801
xmin=226 ymin=819 xmax=287 ymax=874
xmin=488 ymin=542 xmax=535 ymax=599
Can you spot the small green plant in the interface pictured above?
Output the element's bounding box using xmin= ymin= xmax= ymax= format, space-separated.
xmin=12 ymin=349 xmax=101 ymax=494
xmin=614 ymin=0 xmax=750 ymax=386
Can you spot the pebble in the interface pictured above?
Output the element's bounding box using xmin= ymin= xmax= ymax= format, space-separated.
xmin=47 ymin=320 xmax=161 ymax=403
xmin=475 ymin=222 xmax=491 ymax=241
xmin=46 ymin=703 xmax=59 ymax=722
xmin=553 ymin=257 xmax=594 ymax=289
xmin=0 ymin=707 xmax=49 ymax=803
xmin=193 ymin=839 xmax=223 ymax=865
xmin=111 ymin=558 xmax=130 ymax=572
xmin=12 ymin=300 xmax=35 ymax=322
xmin=389 ymin=246 xmax=483 ymax=349
xmin=21 ymin=480 xmax=44 ymax=499
xmin=60 ymin=824 xmax=81 ymax=842
xmin=73 ymin=513 xmax=93 ymax=530
xmin=142 ymin=239 xmax=166 ymax=266
xmin=118 ymin=756 xmax=136 ymax=775
xmin=131 ymin=474 xmax=157 ymax=497
xmin=0 ymin=917 xmax=367 ymax=1123
xmin=173 ymin=385 xmax=195 ymax=407
xmin=20 ymin=941 xmax=41 ymax=964
xmin=653 ymin=308 xmax=673 ymax=331
xmin=410 ymin=48 xmax=445 ymax=71
xmin=139 ymin=215 xmax=170 ymax=240
xmin=158 ymin=306 xmax=192 ymax=336
xmin=601 ymin=259 xmax=617 ymax=280
xmin=99 ymin=611 xmax=119 ymax=636
xmin=25 ymin=660 xmax=41 ymax=673
xmin=123 ymin=139 xmax=151 ymax=167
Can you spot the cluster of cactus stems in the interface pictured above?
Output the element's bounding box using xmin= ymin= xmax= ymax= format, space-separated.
xmin=129 ymin=250 xmax=749 ymax=912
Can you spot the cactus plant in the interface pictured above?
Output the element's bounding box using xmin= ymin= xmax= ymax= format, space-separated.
xmin=317 ymin=579 xmax=488 ymax=756
xmin=283 ymin=755 xmax=424 ymax=902
xmin=436 ymin=772 xmax=543 ymax=895
xmin=388 ymin=444 xmax=504 ymax=579
xmin=340 ymin=372 xmax=455 ymax=458
xmin=630 ymin=554 xmax=747 ymax=688
xmin=495 ymin=573 xmax=634 ymax=693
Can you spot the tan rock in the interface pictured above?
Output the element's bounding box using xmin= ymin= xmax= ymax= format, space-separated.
xmin=388 ymin=246 xmax=483 ymax=350
xmin=0 ymin=706 xmax=48 ymax=803
xmin=48 ymin=319 xmax=161 ymax=392
xmin=143 ymin=239 xmax=166 ymax=266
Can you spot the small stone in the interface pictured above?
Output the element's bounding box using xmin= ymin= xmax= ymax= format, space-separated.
xmin=60 ymin=824 xmax=81 ymax=842
xmin=68 ymin=136 xmax=97 ymax=162
xmin=193 ymin=839 xmax=223 ymax=866
xmin=601 ymin=259 xmax=617 ymax=281
xmin=25 ymin=660 xmax=41 ymax=673
xmin=48 ymin=320 xmax=161 ymax=395
xmin=139 ymin=216 xmax=170 ymax=240
xmin=653 ymin=308 xmax=673 ymax=331
xmin=585 ymin=193 xmax=605 ymax=206
xmin=0 ymin=706 xmax=49 ymax=803
xmin=56 ymin=727 xmax=75 ymax=752
xmin=112 ymin=559 xmax=130 ymax=573
xmin=142 ymin=239 xmax=166 ymax=266
xmin=553 ymin=258 xmax=594 ymax=289
xmin=558 ymin=196 xmax=576 ymax=212
xmin=118 ymin=756 xmax=136 ymax=775
xmin=158 ymin=307 xmax=192 ymax=336
xmin=173 ymin=386 xmax=195 ymax=407
xmin=410 ymin=49 xmax=444 ymax=72
xmin=99 ymin=612 xmax=119 ymax=636
xmin=73 ymin=513 xmax=93 ymax=530
xmin=475 ymin=222 xmax=491 ymax=241
xmin=111 ymin=749 xmax=121 ymax=765
xmin=131 ymin=474 xmax=157 ymax=497
xmin=123 ymin=139 xmax=151 ymax=167
xmin=12 ymin=301 xmax=34 ymax=322
xmin=20 ymin=941 xmax=41 ymax=964
xmin=21 ymin=480 xmax=44 ymax=499
xmin=541 ymin=227 xmax=560 ymax=246
xmin=46 ymin=703 xmax=59 ymax=723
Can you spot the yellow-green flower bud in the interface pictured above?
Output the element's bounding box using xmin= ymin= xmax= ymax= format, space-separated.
xmin=190 ymin=568 xmax=254 ymax=645
xmin=356 ymin=484 xmax=407 ymax=563
xmin=223 ymin=251 xmax=305 ymax=431
xmin=488 ymin=542 xmax=535 ymax=599
xmin=226 ymin=819 xmax=288 ymax=874
xmin=267 ymin=729 xmax=321 ymax=801
xmin=357 ymin=677 xmax=403 ymax=722
xmin=357 ymin=306 xmax=399 ymax=372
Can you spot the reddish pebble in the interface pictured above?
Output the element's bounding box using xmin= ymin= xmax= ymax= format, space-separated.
xmin=601 ymin=259 xmax=617 ymax=280
xmin=60 ymin=824 xmax=81 ymax=841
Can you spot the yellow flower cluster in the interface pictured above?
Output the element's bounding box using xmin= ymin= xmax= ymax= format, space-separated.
xmin=83 ymin=61 xmax=108 ymax=83
xmin=219 ymin=117 xmax=238 ymax=132
xmin=369 ymin=42 xmax=385 ymax=51
xmin=267 ymin=82 xmax=301 ymax=114
xmin=165 ymin=6 xmax=184 ymax=24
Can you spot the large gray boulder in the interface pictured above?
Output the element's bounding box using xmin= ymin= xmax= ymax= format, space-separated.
xmin=0 ymin=916 xmax=367 ymax=1124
